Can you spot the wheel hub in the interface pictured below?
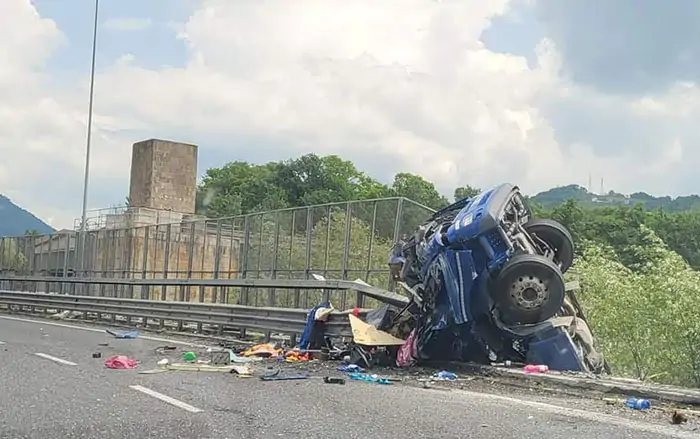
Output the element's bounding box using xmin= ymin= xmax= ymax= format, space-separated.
xmin=509 ymin=275 xmax=549 ymax=310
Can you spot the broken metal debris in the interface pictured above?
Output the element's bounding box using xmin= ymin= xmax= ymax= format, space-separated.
xmin=260 ymin=369 xmax=310 ymax=381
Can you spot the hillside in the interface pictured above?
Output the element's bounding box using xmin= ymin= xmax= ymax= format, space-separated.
xmin=529 ymin=184 xmax=700 ymax=212
xmin=0 ymin=195 xmax=54 ymax=237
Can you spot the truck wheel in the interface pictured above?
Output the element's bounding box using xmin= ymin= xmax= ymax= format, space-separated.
xmin=494 ymin=254 xmax=565 ymax=325
xmin=523 ymin=218 xmax=574 ymax=273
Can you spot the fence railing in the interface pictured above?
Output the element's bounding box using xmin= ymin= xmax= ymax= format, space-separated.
xmin=0 ymin=198 xmax=433 ymax=310
xmin=0 ymin=289 xmax=361 ymax=343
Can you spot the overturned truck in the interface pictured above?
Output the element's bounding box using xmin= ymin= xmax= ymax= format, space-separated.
xmin=385 ymin=183 xmax=606 ymax=373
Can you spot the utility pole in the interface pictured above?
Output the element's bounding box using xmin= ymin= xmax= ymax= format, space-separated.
xmin=79 ymin=0 xmax=100 ymax=278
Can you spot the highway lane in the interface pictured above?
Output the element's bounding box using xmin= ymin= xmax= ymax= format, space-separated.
xmin=0 ymin=314 xmax=696 ymax=439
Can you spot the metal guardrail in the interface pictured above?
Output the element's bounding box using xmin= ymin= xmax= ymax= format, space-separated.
xmin=0 ymin=276 xmax=581 ymax=340
xmin=0 ymin=290 xmax=358 ymax=338
xmin=0 ymin=275 xmax=411 ymax=307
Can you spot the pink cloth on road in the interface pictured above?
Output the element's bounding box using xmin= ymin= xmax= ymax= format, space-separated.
xmin=105 ymin=355 xmax=137 ymax=369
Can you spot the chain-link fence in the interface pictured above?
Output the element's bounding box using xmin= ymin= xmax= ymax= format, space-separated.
xmin=0 ymin=197 xmax=433 ymax=310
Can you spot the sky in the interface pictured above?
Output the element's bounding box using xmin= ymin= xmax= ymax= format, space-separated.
xmin=2 ymin=0 xmax=700 ymax=229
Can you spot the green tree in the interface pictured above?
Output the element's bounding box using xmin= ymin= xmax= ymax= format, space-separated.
xmin=198 ymin=161 xmax=289 ymax=217
xmin=0 ymin=238 xmax=28 ymax=270
xmin=453 ymin=185 xmax=481 ymax=201
xmin=573 ymin=228 xmax=700 ymax=386
xmin=273 ymin=154 xmax=368 ymax=206
xmin=390 ymin=173 xmax=448 ymax=210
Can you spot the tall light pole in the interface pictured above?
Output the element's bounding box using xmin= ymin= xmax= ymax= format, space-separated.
xmin=79 ymin=0 xmax=99 ymax=277
xmin=80 ymin=0 xmax=99 ymax=233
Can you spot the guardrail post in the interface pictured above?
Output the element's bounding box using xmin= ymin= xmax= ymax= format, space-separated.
xmin=388 ymin=198 xmax=404 ymax=292
xmin=152 ymin=224 xmax=160 ymax=300
xmin=341 ymin=203 xmax=352 ymax=309
xmin=224 ymin=217 xmax=236 ymax=305
xmin=174 ymin=227 xmax=182 ymax=301
xmin=359 ymin=200 xmax=379 ymax=308
xmin=61 ymin=233 xmax=70 ymax=295
xmin=162 ymin=224 xmax=171 ymax=302
xmin=199 ymin=222 xmax=208 ymax=308
xmin=240 ymin=215 xmax=250 ymax=306
xmin=287 ymin=212 xmax=296 ymax=308
xmin=270 ymin=212 xmax=280 ymax=307
xmin=239 ymin=215 xmax=251 ymax=338
xmin=197 ymin=220 xmax=210 ymax=333
xmin=46 ymin=232 xmax=54 ymax=294
xmin=140 ymin=227 xmax=150 ymax=300
xmin=29 ymin=234 xmax=37 ymax=293
xmin=127 ymin=230 xmax=136 ymax=302
xmin=303 ymin=207 xmax=312 ymax=308
xmin=255 ymin=213 xmax=264 ymax=306
xmin=108 ymin=229 xmax=117 ymax=297
xmin=213 ymin=220 xmax=222 ymax=304
xmin=98 ymin=230 xmax=107 ymax=297
xmin=321 ymin=206 xmax=332 ymax=304
xmin=180 ymin=222 xmax=196 ymax=332
xmin=119 ymin=229 xmax=128 ymax=299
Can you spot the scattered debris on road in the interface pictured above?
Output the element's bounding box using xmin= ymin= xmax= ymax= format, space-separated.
xmin=323 ymin=376 xmax=345 ymax=384
xmin=625 ymin=398 xmax=652 ymax=410
xmin=105 ymin=329 xmax=139 ymax=339
xmin=154 ymin=345 xmax=176 ymax=355
xmin=260 ymin=369 xmax=309 ymax=381
xmin=672 ymin=411 xmax=689 ymax=424
xmin=104 ymin=354 xmax=137 ymax=369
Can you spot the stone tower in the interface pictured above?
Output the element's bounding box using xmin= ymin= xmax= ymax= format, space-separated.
xmin=128 ymin=139 xmax=198 ymax=214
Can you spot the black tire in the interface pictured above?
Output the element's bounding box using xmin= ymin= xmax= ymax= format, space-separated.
xmin=493 ymin=253 xmax=566 ymax=325
xmin=523 ymin=218 xmax=574 ymax=273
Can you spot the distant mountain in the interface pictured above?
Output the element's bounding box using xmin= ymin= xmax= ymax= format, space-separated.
xmin=0 ymin=195 xmax=55 ymax=237
xmin=529 ymin=184 xmax=700 ymax=212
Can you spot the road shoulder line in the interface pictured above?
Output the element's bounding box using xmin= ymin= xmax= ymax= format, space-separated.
xmin=34 ymin=352 xmax=78 ymax=366
xmin=129 ymin=385 xmax=203 ymax=413
xmin=0 ymin=314 xmax=207 ymax=348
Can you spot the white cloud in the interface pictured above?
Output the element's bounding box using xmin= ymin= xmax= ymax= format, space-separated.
xmin=3 ymin=0 xmax=700 ymax=230
xmin=103 ymin=17 xmax=152 ymax=32
xmin=0 ymin=1 xmax=134 ymax=230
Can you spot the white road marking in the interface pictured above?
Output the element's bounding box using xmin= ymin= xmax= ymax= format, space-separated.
xmin=0 ymin=341 xmax=5 ymax=344
xmin=444 ymin=389 xmax=696 ymax=439
xmin=129 ymin=385 xmax=203 ymax=413
xmin=0 ymin=315 xmax=207 ymax=348
xmin=34 ymin=352 xmax=78 ymax=366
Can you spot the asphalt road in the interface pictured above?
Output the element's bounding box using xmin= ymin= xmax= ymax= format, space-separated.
xmin=0 ymin=314 xmax=696 ymax=439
